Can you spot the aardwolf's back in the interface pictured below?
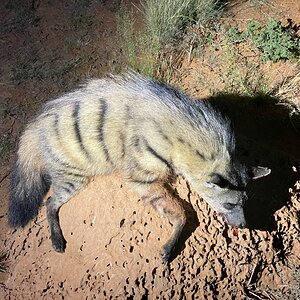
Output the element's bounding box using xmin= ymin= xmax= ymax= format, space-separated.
xmin=28 ymin=73 xmax=233 ymax=175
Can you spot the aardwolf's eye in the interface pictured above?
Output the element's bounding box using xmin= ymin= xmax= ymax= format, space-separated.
xmin=223 ymin=202 xmax=237 ymax=210
xmin=210 ymin=173 xmax=229 ymax=189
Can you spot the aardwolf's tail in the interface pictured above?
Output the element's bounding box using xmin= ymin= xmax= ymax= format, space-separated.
xmin=8 ymin=126 xmax=51 ymax=228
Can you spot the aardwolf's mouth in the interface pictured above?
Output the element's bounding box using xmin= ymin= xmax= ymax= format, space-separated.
xmin=232 ymin=227 xmax=239 ymax=237
xmin=218 ymin=212 xmax=247 ymax=230
xmin=218 ymin=213 xmax=239 ymax=236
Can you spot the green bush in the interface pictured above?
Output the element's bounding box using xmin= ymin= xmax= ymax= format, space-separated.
xmin=227 ymin=18 xmax=300 ymax=62
xmin=248 ymin=18 xmax=299 ymax=62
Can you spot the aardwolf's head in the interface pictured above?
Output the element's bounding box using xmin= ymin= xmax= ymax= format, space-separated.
xmin=192 ymin=162 xmax=271 ymax=228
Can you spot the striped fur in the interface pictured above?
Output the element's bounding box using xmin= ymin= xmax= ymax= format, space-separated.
xmin=8 ymin=73 xmax=270 ymax=262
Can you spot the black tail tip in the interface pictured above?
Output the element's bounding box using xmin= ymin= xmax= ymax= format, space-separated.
xmin=8 ymin=209 xmax=31 ymax=228
xmin=8 ymin=199 xmax=40 ymax=228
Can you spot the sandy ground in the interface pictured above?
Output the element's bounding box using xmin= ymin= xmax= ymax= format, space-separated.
xmin=0 ymin=0 xmax=300 ymax=299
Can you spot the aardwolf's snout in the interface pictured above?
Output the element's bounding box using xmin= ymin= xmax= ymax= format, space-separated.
xmin=220 ymin=211 xmax=247 ymax=229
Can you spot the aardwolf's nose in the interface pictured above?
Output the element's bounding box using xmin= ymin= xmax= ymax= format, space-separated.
xmin=239 ymin=221 xmax=247 ymax=229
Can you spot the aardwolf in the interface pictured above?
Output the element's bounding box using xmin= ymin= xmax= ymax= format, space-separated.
xmin=8 ymin=73 xmax=270 ymax=262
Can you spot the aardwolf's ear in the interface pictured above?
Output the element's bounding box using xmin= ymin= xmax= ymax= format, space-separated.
xmin=250 ymin=166 xmax=271 ymax=180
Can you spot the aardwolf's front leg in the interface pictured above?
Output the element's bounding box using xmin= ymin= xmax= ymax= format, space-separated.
xmin=141 ymin=183 xmax=186 ymax=263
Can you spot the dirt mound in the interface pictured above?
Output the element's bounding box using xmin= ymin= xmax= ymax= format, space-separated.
xmin=1 ymin=169 xmax=300 ymax=299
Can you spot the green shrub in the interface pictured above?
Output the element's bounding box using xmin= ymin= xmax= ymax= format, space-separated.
xmin=226 ymin=27 xmax=247 ymax=43
xmin=248 ymin=18 xmax=299 ymax=62
xmin=227 ymin=18 xmax=300 ymax=62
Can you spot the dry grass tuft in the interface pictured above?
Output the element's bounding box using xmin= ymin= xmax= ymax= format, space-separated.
xmin=274 ymin=71 xmax=300 ymax=115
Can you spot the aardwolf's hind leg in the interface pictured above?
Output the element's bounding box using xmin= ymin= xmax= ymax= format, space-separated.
xmin=46 ymin=177 xmax=87 ymax=252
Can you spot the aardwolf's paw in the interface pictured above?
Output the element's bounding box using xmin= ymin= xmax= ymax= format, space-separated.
xmin=160 ymin=243 xmax=174 ymax=264
xmin=51 ymin=235 xmax=66 ymax=253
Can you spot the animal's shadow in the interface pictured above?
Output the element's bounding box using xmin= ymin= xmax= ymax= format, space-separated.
xmin=167 ymin=190 xmax=200 ymax=263
xmin=170 ymin=93 xmax=300 ymax=262
xmin=209 ymin=93 xmax=300 ymax=231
